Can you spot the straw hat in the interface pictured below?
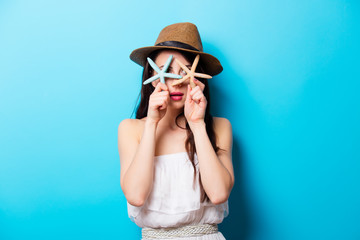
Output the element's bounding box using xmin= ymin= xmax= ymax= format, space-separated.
xmin=129 ymin=22 xmax=223 ymax=76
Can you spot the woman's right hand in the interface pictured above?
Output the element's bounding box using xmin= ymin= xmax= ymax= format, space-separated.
xmin=147 ymin=82 xmax=169 ymax=124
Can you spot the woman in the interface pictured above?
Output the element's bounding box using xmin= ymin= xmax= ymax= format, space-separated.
xmin=118 ymin=22 xmax=234 ymax=239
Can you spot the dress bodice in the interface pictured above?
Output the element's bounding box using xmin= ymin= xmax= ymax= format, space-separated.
xmin=127 ymin=152 xmax=229 ymax=228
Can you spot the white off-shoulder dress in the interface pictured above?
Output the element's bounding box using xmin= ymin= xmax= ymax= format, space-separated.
xmin=127 ymin=152 xmax=229 ymax=240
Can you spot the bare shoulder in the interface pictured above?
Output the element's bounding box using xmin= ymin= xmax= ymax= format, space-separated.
xmin=212 ymin=117 xmax=232 ymax=133
xmin=118 ymin=118 xmax=141 ymax=132
xmin=118 ymin=118 xmax=146 ymax=165
xmin=118 ymin=118 xmax=145 ymax=129
xmin=118 ymin=118 xmax=146 ymax=142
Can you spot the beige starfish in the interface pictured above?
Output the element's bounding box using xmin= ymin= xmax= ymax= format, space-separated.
xmin=172 ymin=54 xmax=212 ymax=88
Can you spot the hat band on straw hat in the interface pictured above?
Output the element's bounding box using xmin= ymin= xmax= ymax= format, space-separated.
xmin=130 ymin=22 xmax=223 ymax=76
xmin=155 ymin=41 xmax=200 ymax=52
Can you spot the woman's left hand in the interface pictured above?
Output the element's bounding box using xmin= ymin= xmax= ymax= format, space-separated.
xmin=184 ymin=78 xmax=207 ymax=128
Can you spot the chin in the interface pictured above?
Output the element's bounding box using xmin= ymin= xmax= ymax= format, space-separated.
xmin=169 ymin=101 xmax=185 ymax=109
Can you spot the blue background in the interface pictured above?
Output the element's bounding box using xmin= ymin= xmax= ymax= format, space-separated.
xmin=1 ymin=0 xmax=359 ymax=239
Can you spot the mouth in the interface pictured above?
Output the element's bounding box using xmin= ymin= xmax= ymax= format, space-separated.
xmin=170 ymin=92 xmax=184 ymax=101
xmin=170 ymin=92 xmax=184 ymax=96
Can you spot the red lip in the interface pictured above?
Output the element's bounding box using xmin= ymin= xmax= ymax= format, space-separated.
xmin=170 ymin=92 xmax=184 ymax=96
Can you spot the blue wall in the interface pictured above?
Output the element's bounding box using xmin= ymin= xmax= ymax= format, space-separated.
xmin=1 ymin=1 xmax=359 ymax=239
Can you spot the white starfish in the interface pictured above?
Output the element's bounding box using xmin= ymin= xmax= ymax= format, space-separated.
xmin=143 ymin=55 xmax=182 ymax=85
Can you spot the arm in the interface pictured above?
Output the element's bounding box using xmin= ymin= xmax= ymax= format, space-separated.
xmin=118 ymin=82 xmax=169 ymax=207
xmin=118 ymin=119 xmax=158 ymax=207
xmin=191 ymin=118 xmax=234 ymax=205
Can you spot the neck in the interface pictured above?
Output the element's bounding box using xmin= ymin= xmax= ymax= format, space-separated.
xmin=158 ymin=107 xmax=186 ymax=130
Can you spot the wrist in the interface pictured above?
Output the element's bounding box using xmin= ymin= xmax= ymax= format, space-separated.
xmin=189 ymin=121 xmax=206 ymax=132
xmin=145 ymin=118 xmax=159 ymax=128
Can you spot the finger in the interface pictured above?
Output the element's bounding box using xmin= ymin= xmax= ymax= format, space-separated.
xmin=193 ymin=91 xmax=203 ymax=100
xmin=150 ymin=99 xmax=164 ymax=108
xmin=154 ymin=81 xmax=168 ymax=92
xmin=159 ymin=101 xmax=167 ymax=110
xmin=159 ymin=97 xmax=169 ymax=110
xmin=192 ymin=93 xmax=204 ymax=104
xmin=190 ymin=86 xmax=202 ymax=97
xmin=156 ymin=95 xmax=169 ymax=102
xmin=151 ymin=94 xmax=169 ymax=104
xmin=193 ymin=78 xmax=205 ymax=91
xmin=152 ymin=91 xmax=169 ymax=99
xmin=150 ymin=93 xmax=168 ymax=104
xmin=159 ymin=82 xmax=169 ymax=91
xmin=153 ymin=98 xmax=167 ymax=110
xmin=154 ymin=81 xmax=162 ymax=92
xmin=158 ymin=90 xmax=169 ymax=96
xmin=189 ymin=77 xmax=196 ymax=89
xmin=151 ymin=96 xmax=167 ymax=105
xmin=186 ymin=84 xmax=192 ymax=103
xmin=191 ymin=95 xmax=201 ymax=104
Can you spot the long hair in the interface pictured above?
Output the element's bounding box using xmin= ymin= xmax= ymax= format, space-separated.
xmin=132 ymin=50 xmax=221 ymax=202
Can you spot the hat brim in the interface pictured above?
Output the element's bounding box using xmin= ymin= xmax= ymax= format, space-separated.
xmin=130 ymin=46 xmax=223 ymax=76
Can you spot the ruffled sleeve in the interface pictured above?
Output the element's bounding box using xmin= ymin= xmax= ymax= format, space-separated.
xmin=127 ymin=201 xmax=143 ymax=223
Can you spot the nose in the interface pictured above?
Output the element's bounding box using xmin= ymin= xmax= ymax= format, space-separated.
xmin=166 ymin=77 xmax=181 ymax=88
xmin=174 ymin=82 xmax=182 ymax=88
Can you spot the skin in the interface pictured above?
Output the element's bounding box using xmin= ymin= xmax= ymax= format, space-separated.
xmin=118 ymin=50 xmax=234 ymax=207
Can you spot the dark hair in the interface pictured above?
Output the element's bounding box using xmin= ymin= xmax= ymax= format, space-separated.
xmin=132 ymin=49 xmax=221 ymax=202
